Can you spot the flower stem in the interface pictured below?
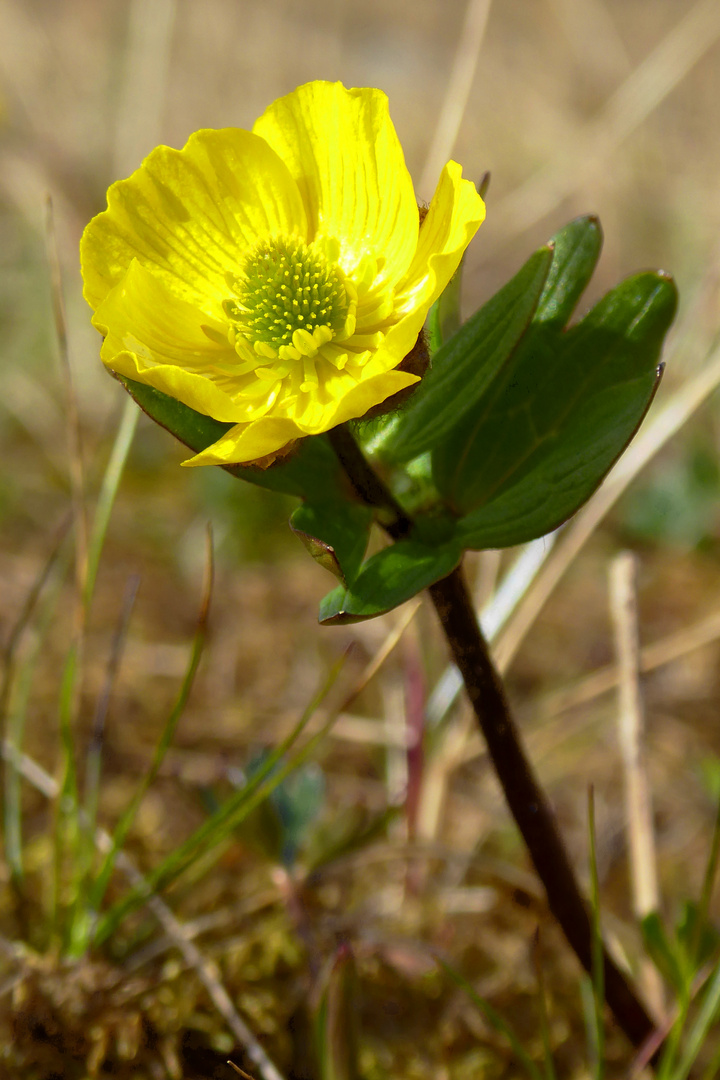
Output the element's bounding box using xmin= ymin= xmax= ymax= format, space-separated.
xmin=427 ymin=563 xmax=654 ymax=1050
xmin=330 ymin=424 xmax=656 ymax=1054
xmin=327 ymin=426 xmax=412 ymax=540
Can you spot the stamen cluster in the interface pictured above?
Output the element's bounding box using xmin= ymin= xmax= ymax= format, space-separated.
xmin=224 ymin=237 xmax=356 ymax=363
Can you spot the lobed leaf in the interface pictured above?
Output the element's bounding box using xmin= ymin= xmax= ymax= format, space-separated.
xmin=443 ymin=271 xmax=677 ymax=547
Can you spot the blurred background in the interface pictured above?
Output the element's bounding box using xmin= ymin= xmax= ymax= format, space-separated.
xmin=2 ymin=0 xmax=720 ymax=1076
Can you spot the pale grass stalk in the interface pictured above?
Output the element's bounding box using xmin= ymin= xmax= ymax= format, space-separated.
xmin=534 ymin=606 xmax=720 ymax=722
xmin=473 ymin=549 xmax=503 ymax=614
xmin=419 ymin=0 xmax=493 ymax=198
xmin=547 ymin=0 xmax=630 ymax=84
xmin=415 ymin=554 xmax=497 ymax=843
xmin=494 ymin=329 xmax=720 ymax=674
xmin=489 ymin=0 xmax=720 ymax=242
xmin=0 ymin=740 xmax=287 ymax=1080
xmin=609 ymin=552 xmax=664 ymax=1020
xmin=382 ymin=675 xmax=408 ymax=814
xmin=353 ymin=599 xmax=422 ymax=693
xmin=113 ymin=0 xmax=177 ymax=177
xmin=304 ymin=599 xmax=421 ymax=745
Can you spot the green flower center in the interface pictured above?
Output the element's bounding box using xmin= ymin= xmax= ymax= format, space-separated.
xmin=224 ymin=236 xmax=356 ymax=364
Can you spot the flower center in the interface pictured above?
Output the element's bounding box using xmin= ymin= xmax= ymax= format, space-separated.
xmin=224 ymin=236 xmax=356 ymax=364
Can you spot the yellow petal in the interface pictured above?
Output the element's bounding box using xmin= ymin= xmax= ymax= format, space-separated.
xmin=322 ymin=369 xmax=420 ymax=429
xmin=81 ymin=128 xmax=307 ymax=312
xmin=182 ymin=369 xmax=419 ymax=466
xmin=395 ymin=160 xmax=485 ymax=315
xmin=96 ymin=261 xmax=248 ymax=423
xmin=183 ymin=416 xmax=305 ymax=466
xmin=253 ymin=81 xmax=418 ymax=290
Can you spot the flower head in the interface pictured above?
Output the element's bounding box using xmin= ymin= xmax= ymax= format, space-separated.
xmin=81 ymin=81 xmax=485 ymax=466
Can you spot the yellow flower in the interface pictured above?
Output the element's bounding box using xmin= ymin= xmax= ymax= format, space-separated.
xmin=81 ymin=81 xmax=485 ymax=466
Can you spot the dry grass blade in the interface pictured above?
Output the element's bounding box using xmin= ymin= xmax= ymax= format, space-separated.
xmin=83 ymin=574 xmax=140 ymax=831
xmin=228 ymin=1064 xmax=256 ymax=1080
xmin=0 ymin=512 xmax=70 ymax=717
xmin=342 ymin=599 xmax=422 ymax=711
xmin=547 ymin=0 xmax=630 ymax=83
xmin=113 ymin=0 xmax=178 ymax=176
xmin=45 ymin=195 xmax=87 ymax=615
xmin=534 ymin=606 xmax=720 ymax=721
xmin=419 ymin=0 xmax=493 ymax=197
xmin=489 ymin=0 xmax=720 ymax=243
xmin=609 ymin=552 xmax=664 ymax=1020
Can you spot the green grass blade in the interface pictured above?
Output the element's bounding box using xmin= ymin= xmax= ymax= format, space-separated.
xmin=673 ymin=959 xmax=720 ymax=1080
xmin=1 ymin=529 xmax=70 ymax=885
xmin=531 ymin=932 xmax=558 ymax=1080
xmin=82 ymin=575 xmax=140 ymax=865
xmin=66 ymin=395 xmax=139 ymax=953
xmin=93 ymin=649 xmax=347 ymax=946
xmin=580 ymin=977 xmax=601 ymax=1071
xmin=437 ymin=957 xmax=544 ymax=1080
xmin=52 ymin=640 xmax=82 ymax=944
xmin=73 ymin=534 xmax=214 ymax=955
xmin=316 ymin=945 xmax=360 ymax=1080
xmin=692 ymin=797 xmax=720 ymax=966
xmin=83 ymin=396 xmax=139 ymax=611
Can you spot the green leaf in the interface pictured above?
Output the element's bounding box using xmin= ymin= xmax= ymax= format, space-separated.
xmin=319 ymin=538 xmax=462 ymax=624
xmin=117 ymin=375 xmax=350 ymax=502
xmin=290 ymin=501 xmax=373 ymax=586
xmin=445 ymin=271 xmax=677 ymax=546
xmin=532 ymin=215 xmax=603 ymax=327
xmin=377 ymin=245 xmax=554 ymax=464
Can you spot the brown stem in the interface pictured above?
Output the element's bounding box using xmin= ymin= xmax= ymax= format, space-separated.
xmin=328 ymin=424 xmax=656 ymax=1055
xmin=427 ymin=564 xmax=655 ymax=1050
xmin=327 ymin=426 xmax=412 ymax=540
